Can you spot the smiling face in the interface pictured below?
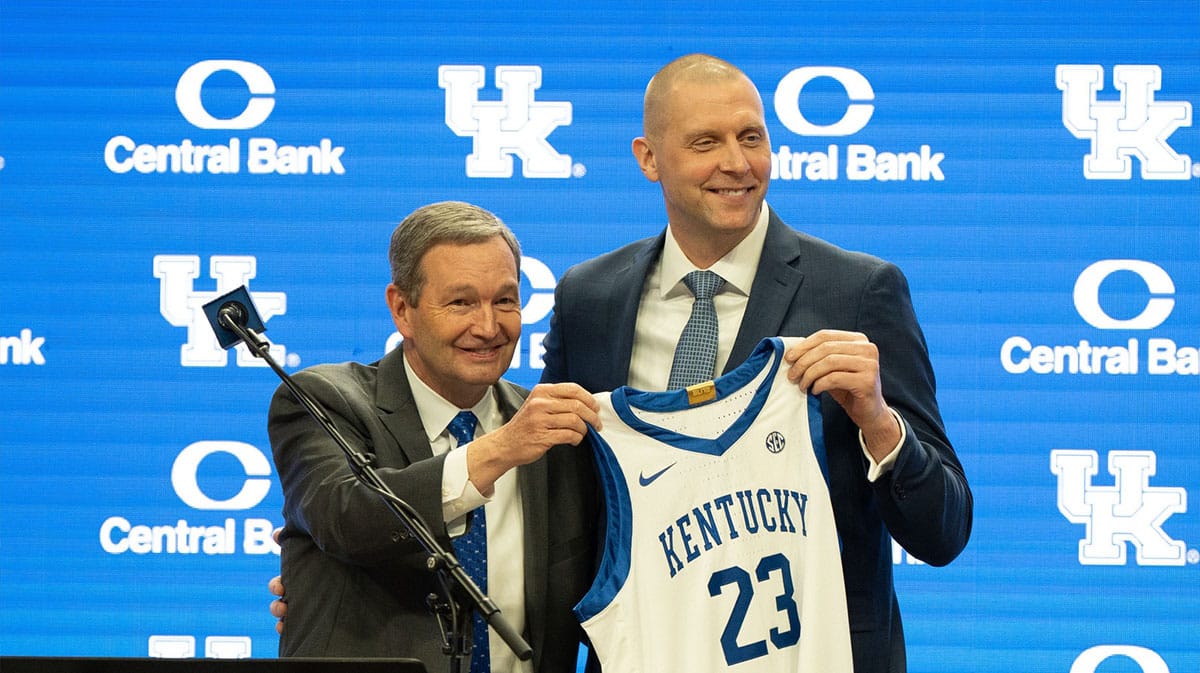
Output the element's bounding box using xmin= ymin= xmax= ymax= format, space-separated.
xmin=387 ymin=236 xmax=521 ymax=408
xmin=633 ymin=69 xmax=771 ymax=266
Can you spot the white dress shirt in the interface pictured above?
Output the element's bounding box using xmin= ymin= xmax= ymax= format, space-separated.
xmin=402 ymin=355 xmax=531 ymax=673
xmin=627 ymin=206 xmax=769 ymax=392
xmin=627 ymin=204 xmax=901 ymax=479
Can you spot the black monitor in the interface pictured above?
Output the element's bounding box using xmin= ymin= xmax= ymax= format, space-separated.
xmin=0 ymin=657 xmax=427 ymax=673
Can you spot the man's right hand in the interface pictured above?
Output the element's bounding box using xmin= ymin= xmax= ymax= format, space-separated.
xmin=466 ymin=382 xmax=600 ymax=495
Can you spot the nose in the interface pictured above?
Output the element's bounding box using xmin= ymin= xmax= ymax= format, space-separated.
xmin=717 ymin=140 xmax=751 ymax=175
xmin=470 ymin=304 xmax=500 ymax=339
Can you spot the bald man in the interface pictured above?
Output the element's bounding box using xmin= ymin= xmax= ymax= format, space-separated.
xmin=540 ymin=53 xmax=972 ymax=673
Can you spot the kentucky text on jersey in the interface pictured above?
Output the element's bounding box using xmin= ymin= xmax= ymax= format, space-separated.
xmin=659 ymin=487 xmax=809 ymax=578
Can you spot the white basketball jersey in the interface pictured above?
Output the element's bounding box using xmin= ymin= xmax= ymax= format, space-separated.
xmin=576 ymin=337 xmax=853 ymax=673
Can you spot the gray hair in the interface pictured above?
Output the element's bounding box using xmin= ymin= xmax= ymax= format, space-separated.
xmin=388 ymin=201 xmax=521 ymax=305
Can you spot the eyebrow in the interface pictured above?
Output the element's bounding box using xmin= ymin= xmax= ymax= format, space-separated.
xmin=440 ymin=280 xmax=520 ymax=295
xmin=682 ymin=123 xmax=766 ymax=141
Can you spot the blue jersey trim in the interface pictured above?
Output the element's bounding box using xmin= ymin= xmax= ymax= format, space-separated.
xmin=607 ymin=337 xmax=784 ymax=456
xmin=574 ymin=425 xmax=633 ymax=623
xmin=808 ymin=394 xmax=830 ymax=489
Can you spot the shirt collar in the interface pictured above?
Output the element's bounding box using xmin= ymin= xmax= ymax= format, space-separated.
xmin=659 ymin=203 xmax=770 ymax=299
xmin=401 ymin=349 xmax=499 ymax=442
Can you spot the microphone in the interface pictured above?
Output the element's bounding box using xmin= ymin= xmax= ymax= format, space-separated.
xmin=217 ymin=300 xmax=249 ymax=330
xmin=202 ymin=286 xmax=268 ymax=352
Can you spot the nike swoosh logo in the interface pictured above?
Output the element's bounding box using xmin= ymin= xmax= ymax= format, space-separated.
xmin=638 ymin=462 xmax=677 ymax=487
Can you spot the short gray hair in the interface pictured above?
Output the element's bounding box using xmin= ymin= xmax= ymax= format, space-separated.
xmin=388 ymin=201 xmax=522 ymax=305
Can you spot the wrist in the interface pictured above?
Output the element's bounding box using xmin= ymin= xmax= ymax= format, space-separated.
xmin=861 ymin=407 xmax=902 ymax=458
xmin=465 ymin=435 xmax=506 ymax=496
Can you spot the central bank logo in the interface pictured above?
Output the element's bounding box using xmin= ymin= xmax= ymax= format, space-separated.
xmin=99 ymin=440 xmax=279 ymax=557
xmin=775 ymin=66 xmax=875 ymax=136
xmin=175 ymin=60 xmax=276 ymax=130
xmin=153 ymin=255 xmax=286 ymax=367
xmin=1000 ymin=259 xmax=1197 ymax=376
xmin=438 ymin=65 xmax=574 ymax=178
xmin=1056 ymin=64 xmax=1193 ymax=180
xmin=770 ymin=66 xmax=944 ymax=182
xmin=1073 ymin=259 xmax=1175 ymax=330
xmin=106 ymin=59 xmax=345 ymax=175
xmin=171 ymin=441 xmax=272 ymax=510
xmin=1 ymin=329 xmax=46 ymax=366
xmin=1050 ymin=449 xmax=1188 ymax=566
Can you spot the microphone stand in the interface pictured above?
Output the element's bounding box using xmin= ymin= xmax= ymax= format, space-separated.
xmin=212 ymin=300 xmax=531 ymax=671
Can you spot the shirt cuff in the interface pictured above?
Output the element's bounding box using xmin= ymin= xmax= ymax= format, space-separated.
xmin=441 ymin=443 xmax=489 ymax=535
xmin=859 ymin=407 xmax=906 ymax=482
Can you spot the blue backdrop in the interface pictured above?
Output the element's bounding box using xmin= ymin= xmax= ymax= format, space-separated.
xmin=2 ymin=2 xmax=1197 ymax=671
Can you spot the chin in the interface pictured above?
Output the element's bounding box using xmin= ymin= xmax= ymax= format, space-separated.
xmin=464 ymin=357 xmax=512 ymax=381
xmin=710 ymin=216 xmax=758 ymax=233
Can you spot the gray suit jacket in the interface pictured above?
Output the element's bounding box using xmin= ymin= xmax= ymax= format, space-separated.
xmin=540 ymin=209 xmax=972 ymax=673
xmin=269 ymin=347 xmax=597 ymax=673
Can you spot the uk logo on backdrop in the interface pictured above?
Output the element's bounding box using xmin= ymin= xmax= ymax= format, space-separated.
xmin=1050 ymin=449 xmax=1189 ymax=566
xmin=153 ymin=255 xmax=287 ymax=367
xmin=1056 ymin=64 xmax=1194 ymax=180
xmin=438 ymin=65 xmax=576 ymax=178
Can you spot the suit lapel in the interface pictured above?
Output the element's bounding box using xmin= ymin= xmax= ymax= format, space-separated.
xmin=727 ymin=210 xmax=805 ymax=372
xmin=373 ymin=347 xmax=436 ymax=465
xmin=491 ymin=382 xmax=553 ymax=669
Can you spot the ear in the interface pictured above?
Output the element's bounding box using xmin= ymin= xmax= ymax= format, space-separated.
xmin=386 ymin=284 xmax=415 ymax=339
xmin=632 ymin=136 xmax=659 ymax=182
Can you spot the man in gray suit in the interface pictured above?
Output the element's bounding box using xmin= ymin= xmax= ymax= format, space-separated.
xmin=269 ymin=201 xmax=600 ymax=673
xmin=539 ymin=54 xmax=973 ymax=673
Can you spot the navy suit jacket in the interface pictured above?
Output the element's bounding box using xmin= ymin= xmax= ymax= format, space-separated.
xmin=270 ymin=347 xmax=597 ymax=673
xmin=541 ymin=209 xmax=973 ymax=673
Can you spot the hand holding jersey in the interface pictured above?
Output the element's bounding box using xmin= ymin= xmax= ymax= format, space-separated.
xmin=783 ymin=329 xmax=903 ymax=463
xmin=541 ymin=53 xmax=971 ymax=673
xmin=465 ymin=382 xmax=600 ymax=496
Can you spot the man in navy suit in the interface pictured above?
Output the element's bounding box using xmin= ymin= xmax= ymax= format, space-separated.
xmin=540 ymin=54 xmax=973 ymax=673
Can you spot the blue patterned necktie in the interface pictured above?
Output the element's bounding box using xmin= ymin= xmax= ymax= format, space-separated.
xmin=447 ymin=410 xmax=489 ymax=673
xmin=667 ymin=270 xmax=725 ymax=390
